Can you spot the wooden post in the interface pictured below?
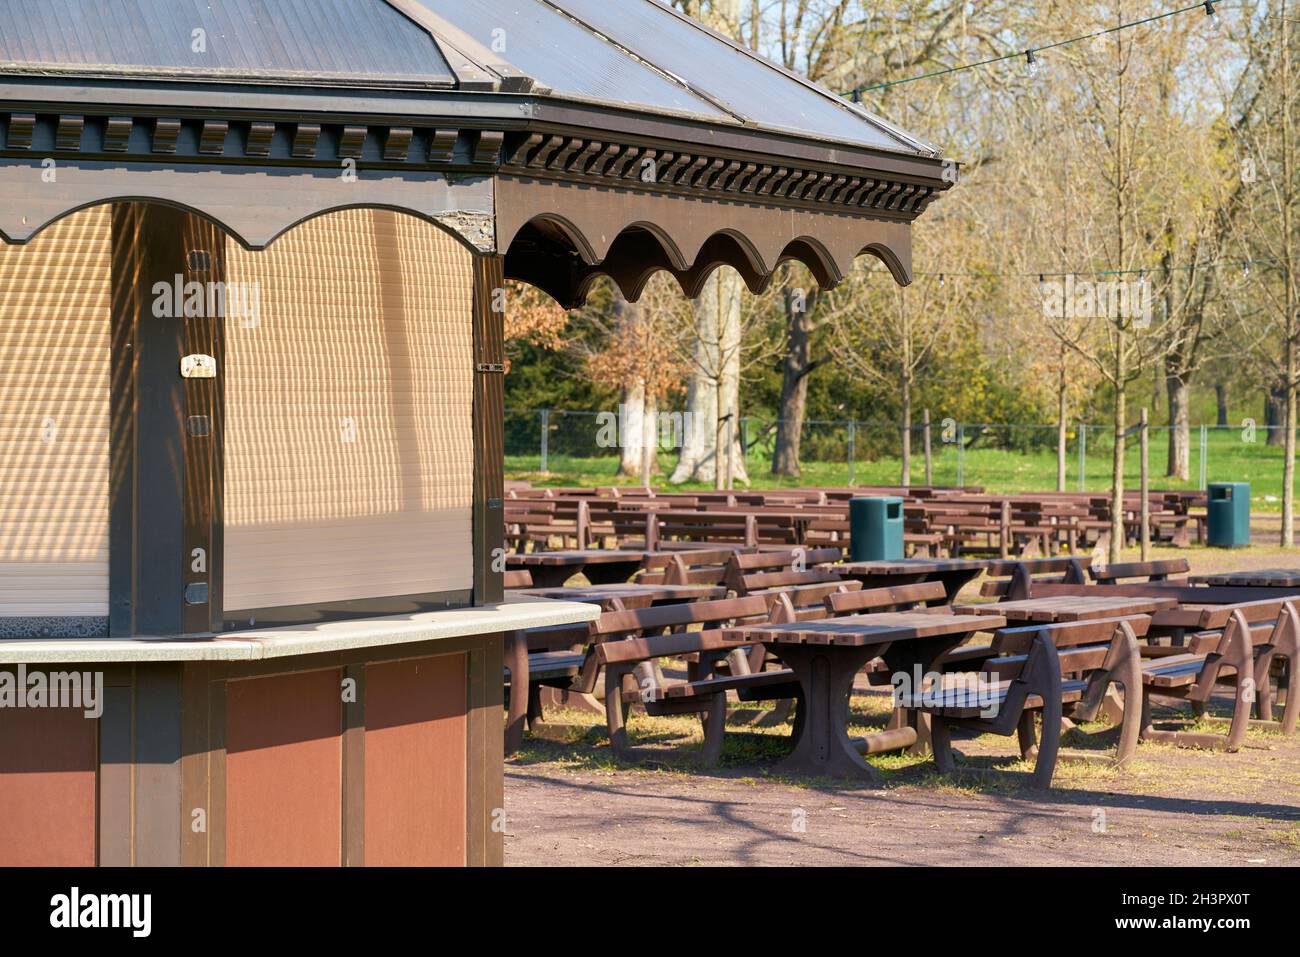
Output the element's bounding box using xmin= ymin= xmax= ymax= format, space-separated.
xmin=923 ymin=409 xmax=933 ymax=485
xmin=999 ymin=500 xmax=1011 ymax=559
xmin=1140 ymin=407 xmax=1150 ymax=561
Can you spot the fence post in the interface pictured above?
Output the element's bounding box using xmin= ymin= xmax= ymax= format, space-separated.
xmin=1199 ymin=424 xmax=1208 ymax=488
xmin=539 ymin=408 xmax=550 ymax=474
xmin=1140 ymin=408 xmax=1150 ymax=561
xmin=923 ymin=409 xmax=933 ymax=485
xmin=1078 ymin=422 xmax=1086 ymax=492
xmin=847 ymin=419 xmax=856 ymax=486
xmin=956 ymin=422 xmax=965 ymax=488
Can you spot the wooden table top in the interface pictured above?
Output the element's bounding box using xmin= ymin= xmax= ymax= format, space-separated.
xmin=958 ymin=594 xmax=1177 ymax=622
xmin=1189 ymin=569 xmax=1300 ymax=587
xmin=513 ymin=584 xmax=725 ymax=603
xmin=831 ymin=558 xmax=991 ymax=574
xmin=506 ymin=549 xmax=648 ymax=566
xmin=730 ymin=610 xmax=1002 ymax=646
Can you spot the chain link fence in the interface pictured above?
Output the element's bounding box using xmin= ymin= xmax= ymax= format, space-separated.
xmin=505 ymin=409 xmax=1291 ymax=503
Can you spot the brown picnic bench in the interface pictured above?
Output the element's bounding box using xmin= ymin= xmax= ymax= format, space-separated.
xmin=916 ymin=615 xmax=1151 ymax=787
xmin=992 ymin=581 xmax=1300 ymax=749
xmin=1189 ymin=568 xmax=1300 ymax=587
xmin=728 ymin=609 xmax=1001 ymax=781
xmin=828 ymin=557 xmax=990 ymax=603
xmin=505 ymin=548 xmax=649 ymax=587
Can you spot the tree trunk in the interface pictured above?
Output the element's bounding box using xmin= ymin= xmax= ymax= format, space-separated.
xmin=613 ymin=293 xmax=647 ymax=477
xmin=717 ymin=269 xmax=748 ymax=488
xmin=772 ymin=289 xmax=814 ymax=478
xmin=1165 ymin=372 xmax=1190 ymax=481
xmin=900 ymin=376 xmax=912 ymax=489
xmin=617 ymin=379 xmax=646 ymax=477
xmin=670 ymin=273 xmax=721 ymax=484
xmin=1285 ymin=349 xmax=1297 ymax=549
xmin=1110 ymin=347 xmax=1127 ymax=565
xmin=1215 ymin=381 xmax=1229 ymax=427
xmin=1267 ymin=381 xmax=1287 ymax=445
xmin=1056 ymin=356 xmax=1068 ymax=492
xmin=640 ymin=395 xmax=658 ymax=487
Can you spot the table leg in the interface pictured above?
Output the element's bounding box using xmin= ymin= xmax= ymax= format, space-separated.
xmin=769 ymin=643 xmax=885 ymax=782
xmin=504 ymin=631 xmax=528 ymax=755
xmin=583 ymin=561 xmax=643 ymax=585
xmin=524 ymin=565 xmax=578 ymax=588
xmin=935 ymin=570 xmax=982 ymax=604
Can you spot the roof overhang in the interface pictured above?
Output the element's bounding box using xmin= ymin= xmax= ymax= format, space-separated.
xmin=0 ymin=5 xmax=955 ymax=307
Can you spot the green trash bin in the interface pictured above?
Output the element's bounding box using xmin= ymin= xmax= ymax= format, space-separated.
xmin=1207 ymin=482 xmax=1250 ymax=548
xmin=850 ymin=496 xmax=904 ymax=561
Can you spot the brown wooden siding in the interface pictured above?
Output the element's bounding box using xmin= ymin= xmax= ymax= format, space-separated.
xmin=0 ymin=702 xmax=98 ymax=866
xmin=224 ymin=668 xmax=343 ymax=866
xmin=363 ymin=654 xmax=467 ymax=866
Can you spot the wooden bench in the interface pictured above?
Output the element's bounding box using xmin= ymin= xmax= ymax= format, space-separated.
xmin=1090 ymin=558 xmax=1190 ymax=584
xmin=638 ymin=546 xmax=742 ymax=586
xmin=723 ymin=546 xmax=844 ymax=596
xmin=911 ymin=616 xmax=1148 ymax=787
xmin=980 ymin=557 xmax=1090 ymax=601
xmin=503 ymin=569 xmax=533 ymax=589
xmin=591 ymin=595 xmax=785 ymax=764
xmin=1138 ymin=598 xmax=1300 ymax=749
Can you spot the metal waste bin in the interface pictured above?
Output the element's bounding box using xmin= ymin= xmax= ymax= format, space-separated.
xmin=1207 ymin=482 xmax=1250 ymax=548
xmin=850 ymin=496 xmax=904 ymax=561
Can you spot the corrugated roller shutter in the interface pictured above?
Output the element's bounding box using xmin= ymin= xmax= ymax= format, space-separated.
xmin=222 ymin=209 xmax=474 ymax=614
xmin=0 ymin=205 xmax=111 ymax=621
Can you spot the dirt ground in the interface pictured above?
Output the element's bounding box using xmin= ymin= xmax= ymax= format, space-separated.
xmin=504 ymin=526 xmax=1300 ymax=867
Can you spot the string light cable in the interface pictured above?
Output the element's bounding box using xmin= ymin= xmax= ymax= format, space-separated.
xmin=845 ymin=1 xmax=1224 ymax=98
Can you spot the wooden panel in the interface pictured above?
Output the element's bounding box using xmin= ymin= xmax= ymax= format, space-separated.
xmin=225 ymin=668 xmax=342 ymax=867
xmin=0 ymin=205 xmax=110 ymax=614
xmin=222 ymin=208 xmax=473 ymax=612
xmin=0 ymin=703 xmax=98 ymax=866
xmin=472 ymin=254 xmax=505 ymax=605
xmin=364 ymin=654 xmax=467 ymax=866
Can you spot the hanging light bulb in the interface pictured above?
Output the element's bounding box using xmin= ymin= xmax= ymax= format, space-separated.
xmin=1203 ymin=1 xmax=1222 ymax=32
xmin=1024 ymin=49 xmax=1040 ymax=78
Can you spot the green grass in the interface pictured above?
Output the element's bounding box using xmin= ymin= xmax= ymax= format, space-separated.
xmin=507 ymin=428 xmax=1293 ymax=510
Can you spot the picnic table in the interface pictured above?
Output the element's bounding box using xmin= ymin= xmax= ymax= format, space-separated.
xmin=505 ymin=549 xmax=648 ymax=587
xmin=729 ymin=610 xmax=1001 ymax=781
xmin=511 ymin=583 xmax=725 ymax=609
xmin=959 ymin=594 xmax=1177 ymax=623
xmin=827 ymin=558 xmax=990 ymax=603
xmin=1189 ymin=569 xmax=1300 ymax=588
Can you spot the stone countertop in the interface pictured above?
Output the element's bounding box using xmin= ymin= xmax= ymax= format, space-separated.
xmin=0 ymin=596 xmax=599 ymax=664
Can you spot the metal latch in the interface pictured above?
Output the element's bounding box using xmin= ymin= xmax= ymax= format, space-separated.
xmin=181 ymin=354 xmax=217 ymax=378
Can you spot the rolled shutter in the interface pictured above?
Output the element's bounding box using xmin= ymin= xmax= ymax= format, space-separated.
xmin=222 ymin=209 xmax=474 ymax=615
xmin=0 ymin=206 xmax=111 ymax=627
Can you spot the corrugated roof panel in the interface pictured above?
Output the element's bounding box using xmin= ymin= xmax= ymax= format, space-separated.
xmin=548 ymin=0 xmax=928 ymax=153
xmin=417 ymin=0 xmax=731 ymax=120
xmin=0 ymin=0 xmax=454 ymax=86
